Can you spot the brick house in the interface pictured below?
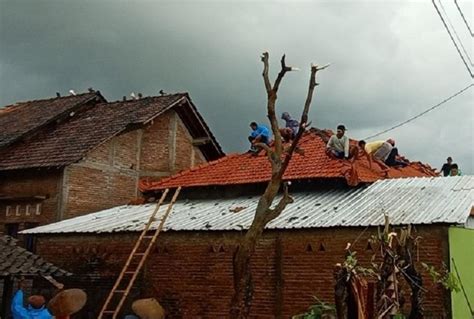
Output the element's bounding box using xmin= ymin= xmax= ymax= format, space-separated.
xmin=0 ymin=91 xmax=223 ymax=241
xmin=21 ymin=131 xmax=473 ymax=318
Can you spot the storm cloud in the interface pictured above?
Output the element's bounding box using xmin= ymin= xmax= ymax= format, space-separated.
xmin=1 ymin=0 xmax=472 ymax=172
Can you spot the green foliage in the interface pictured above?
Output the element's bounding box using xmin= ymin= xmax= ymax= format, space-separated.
xmin=421 ymin=262 xmax=461 ymax=292
xmin=292 ymin=296 xmax=336 ymax=319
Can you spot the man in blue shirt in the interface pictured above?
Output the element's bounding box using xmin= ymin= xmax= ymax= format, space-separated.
xmin=248 ymin=122 xmax=271 ymax=154
xmin=11 ymin=280 xmax=52 ymax=319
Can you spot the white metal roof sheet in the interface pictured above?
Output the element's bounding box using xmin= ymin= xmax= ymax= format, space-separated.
xmin=22 ymin=176 xmax=474 ymax=234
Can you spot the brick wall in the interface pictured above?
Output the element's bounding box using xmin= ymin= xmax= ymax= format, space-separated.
xmin=0 ymin=169 xmax=62 ymax=235
xmin=62 ymin=110 xmax=207 ymax=219
xmin=33 ymin=226 xmax=450 ymax=318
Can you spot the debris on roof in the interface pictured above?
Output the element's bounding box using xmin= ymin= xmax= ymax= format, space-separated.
xmin=140 ymin=128 xmax=438 ymax=190
xmin=0 ymin=236 xmax=71 ymax=276
xmin=22 ymin=176 xmax=473 ymax=235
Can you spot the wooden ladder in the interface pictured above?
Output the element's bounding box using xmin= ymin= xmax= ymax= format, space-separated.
xmin=98 ymin=187 xmax=181 ymax=318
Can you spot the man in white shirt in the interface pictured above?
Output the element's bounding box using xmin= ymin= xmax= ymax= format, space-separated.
xmin=326 ymin=124 xmax=350 ymax=159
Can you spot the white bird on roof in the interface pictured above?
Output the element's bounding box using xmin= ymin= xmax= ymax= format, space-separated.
xmin=130 ymin=92 xmax=137 ymax=100
xmin=69 ymin=90 xmax=76 ymax=96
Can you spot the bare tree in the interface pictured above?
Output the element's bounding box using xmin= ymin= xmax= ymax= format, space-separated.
xmin=230 ymin=52 xmax=328 ymax=318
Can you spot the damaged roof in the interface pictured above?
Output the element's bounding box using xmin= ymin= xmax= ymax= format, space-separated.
xmin=0 ymin=93 xmax=223 ymax=170
xmin=0 ymin=236 xmax=71 ymax=276
xmin=23 ymin=176 xmax=473 ymax=234
xmin=140 ymin=128 xmax=438 ymax=190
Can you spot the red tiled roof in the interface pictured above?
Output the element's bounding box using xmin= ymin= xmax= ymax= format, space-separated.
xmin=139 ymin=129 xmax=438 ymax=190
xmin=0 ymin=93 xmax=224 ymax=170
xmin=0 ymin=92 xmax=102 ymax=149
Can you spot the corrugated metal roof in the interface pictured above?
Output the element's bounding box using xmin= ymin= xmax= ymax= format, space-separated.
xmin=22 ymin=176 xmax=474 ymax=234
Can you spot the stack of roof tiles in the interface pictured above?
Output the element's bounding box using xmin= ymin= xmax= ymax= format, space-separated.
xmin=0 ymin=236 xmax=71 ymax=276
xmin=140 ymin=128 xmax=438 ymax=190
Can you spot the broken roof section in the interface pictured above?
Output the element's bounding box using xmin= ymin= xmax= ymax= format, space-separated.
xmin=140 ymin=128 xmax=438 ymax=190
xmin=0 ymin=93 xmax=224 ymax=170
xmin=22 ymin=176 xmax=474 ymax=234
xmin=0 ymin=236 xmax=71 ymax=276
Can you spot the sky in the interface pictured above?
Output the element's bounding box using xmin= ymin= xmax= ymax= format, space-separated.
xmin=1 ymin=0 xmax=473 ymax=173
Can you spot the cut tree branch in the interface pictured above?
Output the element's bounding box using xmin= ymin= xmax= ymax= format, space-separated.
xmin=230 ymin=53 xmax=328 ymax=319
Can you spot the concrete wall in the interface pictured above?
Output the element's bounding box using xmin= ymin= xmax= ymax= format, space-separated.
xmin=33 ymin=225 xmax=450 ymax=318
xmin=449 ymin=227 xmax=474 ymax=319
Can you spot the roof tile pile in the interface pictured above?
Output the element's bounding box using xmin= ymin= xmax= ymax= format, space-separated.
xmin=140 ymin=128 xmax=438 ymax=190
xmin=0 ymin=236 xmax=71 ymax=276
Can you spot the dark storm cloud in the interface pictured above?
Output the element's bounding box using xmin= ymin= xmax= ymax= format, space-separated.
xmin=1 ymin=0 xmax=472 ymax=172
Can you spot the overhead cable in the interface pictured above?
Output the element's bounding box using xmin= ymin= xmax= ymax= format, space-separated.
xmin=432 ymin=0 xmax=474 ymax=78
xmin=364 ymin=83 xmax=473 ymax=140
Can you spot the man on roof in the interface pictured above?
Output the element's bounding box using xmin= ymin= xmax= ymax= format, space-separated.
xmin=364 ymin=139 xmax=407 ymax=167
xmin=441 ymin=157 xmax=453 ymax=176
xmin=449 ymin=163 xmax=462 ymax=176
xmin=326 ymin=124 xmax=356 ymax=160
xmin=279 ymin=112 xmax=299 ymax=143
xmin=248 ymin=121 xmax=271 ymax=154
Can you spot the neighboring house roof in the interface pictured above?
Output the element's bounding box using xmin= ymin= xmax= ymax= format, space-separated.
xmin=0 ymin=92 xmax=104 ymax=149
xmin=0 ymin=93 xmax=223 ymax=170
xmin=22 ymin=176 xmax=473 ymax=234
xmin=0 ymin=236 xmax=71 ymax=276
xmin=140 ymin=128 xmax=438 ymax=190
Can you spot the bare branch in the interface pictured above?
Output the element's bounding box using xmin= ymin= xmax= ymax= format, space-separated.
xmin=253 ymin=142 xmax=279 ymax=164
xmin=273 ymin=54 xmax=293 ymax=92
xmin=263 ymin=182 xmax=294 ymax=224
xmin=278 ymin=63 xmax=329 ymax=175
xmin=261 ymin=52 xmax=272 ymax=93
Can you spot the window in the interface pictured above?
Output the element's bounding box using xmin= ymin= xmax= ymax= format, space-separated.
xmin=35 ymin=203 xmax=42 ymax=215
xmin=5 ymin=205 xmax=12 ymax=217
xmin=25 ymin=204 xmax=31 ymax=216
xmin=24 ymin=223 xmax=39 ymax=252
xmin=15 ymin=205 xmax=21 ymax=216
xmin=6 ymin=223 xmax=19 ymax=238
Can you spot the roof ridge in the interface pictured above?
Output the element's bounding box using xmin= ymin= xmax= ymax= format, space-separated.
xmin=1 ymin=91 xmax=98 ymax=108
xmin=103 ymin=93 xmax=187 ymax=105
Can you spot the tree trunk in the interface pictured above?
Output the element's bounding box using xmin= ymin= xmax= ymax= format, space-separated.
xmin=229 ymin=53 xmax=328 ymax=318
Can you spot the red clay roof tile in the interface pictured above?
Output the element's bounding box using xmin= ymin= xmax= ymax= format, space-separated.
xmin=139 ymin=129 xmax=438 ymax=190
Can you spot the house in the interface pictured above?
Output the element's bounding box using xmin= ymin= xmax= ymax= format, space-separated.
xmin=0 ymin=91 xmax=223 ymax=241
xmin=21 ymin=130 xmax=471 ymax=318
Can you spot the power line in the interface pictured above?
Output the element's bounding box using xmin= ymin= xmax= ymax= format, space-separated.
xmin=432 ymin=0 xmax=474 ymax=78
xmin=438 ymin=0 xmax=473 ymax=67
xmin=364 ymin=83 xmax=473 ymax=140
xmin=454 ymin=0 xmax=474 ymax=37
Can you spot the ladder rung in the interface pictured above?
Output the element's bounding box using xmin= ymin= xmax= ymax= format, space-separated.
xmin=124 ymin=271 xmax=136 ymax=274
xmin=143 ymin=236 xmax=154 ymax=239
xmin=134 ymin=253 xmax=145 ymax=256
xmin=103 ymin=310 xmax=115 ymax=314
xmin=114 ymin=290 xmax=126 ymax=293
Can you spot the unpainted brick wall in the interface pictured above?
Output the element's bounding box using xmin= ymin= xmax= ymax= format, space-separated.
xmin=0 ymin=170 xmax=62 ymax=234
xmin=63 ymin=110 xmax=206 ymax=219
xmin=34 ymin=226 xmax=450 ymax=318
